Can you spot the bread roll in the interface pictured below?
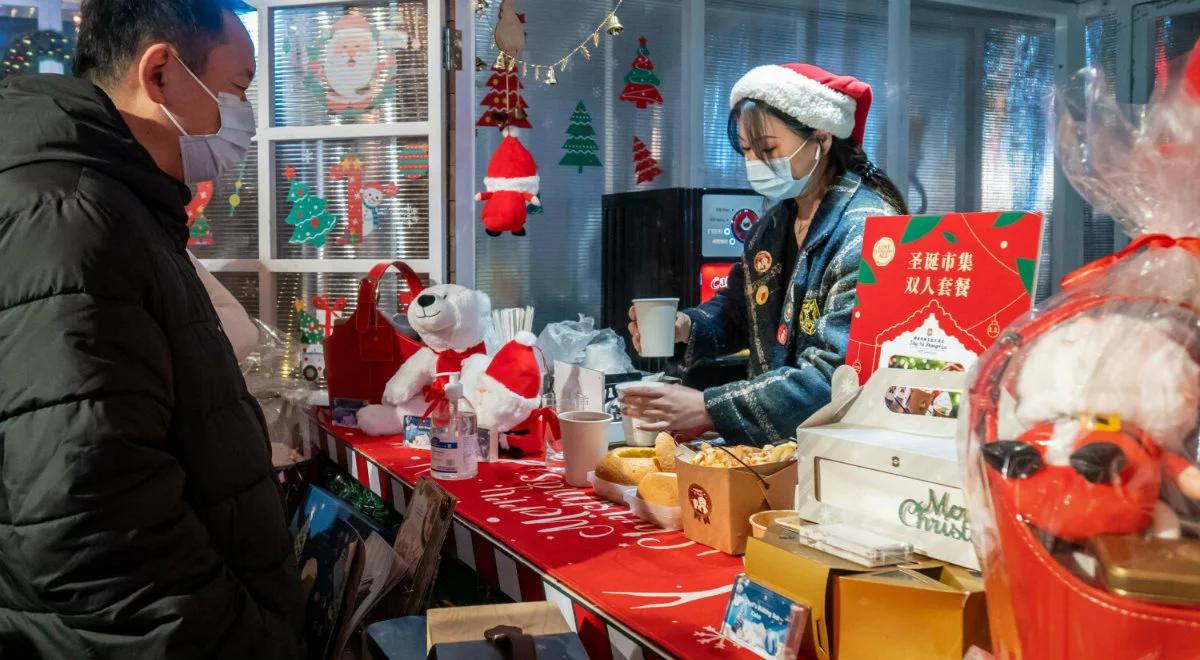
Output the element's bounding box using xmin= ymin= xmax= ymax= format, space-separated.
xmin=654 ymin=434 xmax=676 ymax=473
xmin=637 ymin=472 xmax=679 ymax=507
xmin=594 ymin=447 xmax=658 ymax=486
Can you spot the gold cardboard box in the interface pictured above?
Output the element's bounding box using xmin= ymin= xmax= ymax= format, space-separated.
xmin=743 ymin=525 xmax=940 ymax=660
xmin=834 ymin=565 xmax=989 ymax=660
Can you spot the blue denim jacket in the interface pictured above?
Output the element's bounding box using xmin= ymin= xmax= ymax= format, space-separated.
xmin=683 ymin=172 xmax=896 ymax=445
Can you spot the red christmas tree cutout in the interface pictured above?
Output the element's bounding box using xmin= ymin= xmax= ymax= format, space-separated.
xmin=620 ymin=37 xmax=664 ymax=109
xmin=633 ymin=137 xmax=663 ymax=184
xmin=477 ymin=64 xmax=532 ymax=130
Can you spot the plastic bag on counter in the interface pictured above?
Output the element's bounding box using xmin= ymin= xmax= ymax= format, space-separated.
xmin=537 ymin=315 xmax=635 ymax=374
xmin=582 ymin=329 xmax=635 ymax=374
xmin=241 ymin=320 xmax=316 ymax=468
xmin=961 ymin=41 xmax=1200 ymax=659
xmin=537 ymin=315 xmax=597 ymax=364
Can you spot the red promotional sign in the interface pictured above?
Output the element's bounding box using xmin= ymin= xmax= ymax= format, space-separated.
xmin=847 ymin=211 xmax=1043 ymax=384
xmin=700 ymin=262 xmax=735 ymax=303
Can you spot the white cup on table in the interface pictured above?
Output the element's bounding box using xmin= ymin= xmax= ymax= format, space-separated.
xmin=559 ymin=411 xmax=614 ymax=487
xmin=615 ymin=380 xmax=666 ymax=447
xmin=633 ymin=298 xmax=680 ymax=358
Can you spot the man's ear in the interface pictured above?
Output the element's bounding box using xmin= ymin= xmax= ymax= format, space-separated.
xmin=137 ymin=43 xmax=174 ymax=105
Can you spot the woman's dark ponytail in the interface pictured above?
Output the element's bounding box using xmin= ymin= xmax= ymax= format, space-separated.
xmin=829 ymin=137 xmax=910 ymax=215
xmin=729 ymin=98 xmax=910 ymax=215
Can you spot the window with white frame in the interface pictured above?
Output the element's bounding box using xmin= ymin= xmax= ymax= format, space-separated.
xmin=212 ymin=0 xmax=445 ymax=370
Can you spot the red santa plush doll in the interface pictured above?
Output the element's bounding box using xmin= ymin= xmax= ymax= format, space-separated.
xmin=476 ymin=127 xmax=540 ymax=237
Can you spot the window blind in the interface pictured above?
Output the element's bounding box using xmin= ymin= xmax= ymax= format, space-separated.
xmin=702 ymin=0 xmax=889 ymax=190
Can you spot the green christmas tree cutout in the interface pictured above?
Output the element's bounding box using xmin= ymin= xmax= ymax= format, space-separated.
xmin=559 ymin=101 xmax=602 ymax=173
xmin=619 ymin=37 xmax=664 ymax=109
xmin=283 ymin=166 xmax=338 ymax=248
xmin=296 ymin=301 xmax=323 ymax=344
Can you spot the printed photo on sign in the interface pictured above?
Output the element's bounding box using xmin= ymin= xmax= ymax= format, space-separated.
xmin=720 ymin=574 xmax=808 ymax=660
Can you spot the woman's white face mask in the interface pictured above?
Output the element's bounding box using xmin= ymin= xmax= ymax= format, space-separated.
xmin=744 ymin=139 xmax=821 ymax=202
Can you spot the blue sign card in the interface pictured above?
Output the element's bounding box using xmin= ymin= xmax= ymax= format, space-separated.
xmin=720 ymin=574 xmax=809 ymax=660
xmin=404 ymin=416 xmax=490 ymax=458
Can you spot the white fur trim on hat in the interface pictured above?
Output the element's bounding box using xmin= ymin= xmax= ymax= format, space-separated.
xmin=514 ymin=331 xmax=537 ymax=347
xmin=730 ymin=65 xmax=856 ymax=140
xmin=483 ymin=174 xmax=540 ymax=194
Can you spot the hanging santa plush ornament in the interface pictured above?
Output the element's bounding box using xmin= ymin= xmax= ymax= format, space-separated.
xmin=476 ymin=126 xmax=540 ymax=236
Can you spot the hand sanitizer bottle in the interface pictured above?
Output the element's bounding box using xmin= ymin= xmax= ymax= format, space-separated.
xmin=431 ymin=373 xmax=478 ymax=480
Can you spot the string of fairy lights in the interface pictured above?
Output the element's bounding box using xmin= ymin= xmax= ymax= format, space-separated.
xmin=2 ymin=30 xmax=73 ymax=78
xmin=475 ymin=0 xmax=625 ymax=86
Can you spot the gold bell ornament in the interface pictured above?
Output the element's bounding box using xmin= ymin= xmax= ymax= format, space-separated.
xmin=544 ymin=67 xmax=557 ymax=86
xmin=605 ymin=13 xmax=624 ymax=36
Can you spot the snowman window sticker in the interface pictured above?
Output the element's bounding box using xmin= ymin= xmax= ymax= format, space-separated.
xmin=303 ymin=13 xmax=408 ymax=117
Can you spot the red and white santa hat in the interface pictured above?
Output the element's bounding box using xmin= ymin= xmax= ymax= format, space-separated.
xmin=485 ymin=331 xmax=541 ymax=400
xmin=730 ymin=63 xmax=873 ymax=145
xmin=483 ymin=127 xmax=540 ymax=194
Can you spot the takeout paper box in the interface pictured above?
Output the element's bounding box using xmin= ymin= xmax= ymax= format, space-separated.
xmin=834 ymin=564 xmax=989 ymax=660
xmin=676 ymin=450 xmax=797 ymax=555
xmin=795 ymin=367 xmax=978 ymax=568
xmin=744 ymin=524 xmax=941 ymax=660
xmin=426 ymin=601 xmax=571 ymax=652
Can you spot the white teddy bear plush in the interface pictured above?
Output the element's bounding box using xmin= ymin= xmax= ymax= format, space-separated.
xmin=357 ymin=283 xmax=491 ymax=436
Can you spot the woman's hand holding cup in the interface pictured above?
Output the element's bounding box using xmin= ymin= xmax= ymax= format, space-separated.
xmin=628 ymin=306 xmax=691 ymax=355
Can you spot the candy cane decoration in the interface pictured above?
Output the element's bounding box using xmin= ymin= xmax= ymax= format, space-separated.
xmin=330 ymin=154 xmax=398 ymax=244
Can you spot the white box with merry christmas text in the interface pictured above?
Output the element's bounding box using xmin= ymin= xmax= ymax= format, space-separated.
xmin=794 ymin=367 xmax=978 ymax=569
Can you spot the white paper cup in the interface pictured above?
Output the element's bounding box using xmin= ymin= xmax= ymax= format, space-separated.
xmin=633 ymin=298 xmax=680 ymax=358
xmin=615 ymin=380 xmax=666 ymax=447
xmin=559 ymin=411 xmax=614 ymax=487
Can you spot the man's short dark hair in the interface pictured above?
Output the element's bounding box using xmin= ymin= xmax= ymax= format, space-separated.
xmin=74 ymin=0 xmax=249 ymax=88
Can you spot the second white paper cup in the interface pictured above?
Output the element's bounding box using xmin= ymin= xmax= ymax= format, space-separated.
xmin=616 ymin=380 xmax=667 ymax=447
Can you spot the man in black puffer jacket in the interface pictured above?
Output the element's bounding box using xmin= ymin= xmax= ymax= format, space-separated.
xmin=0 ymin=1 xmax=303 ymax=658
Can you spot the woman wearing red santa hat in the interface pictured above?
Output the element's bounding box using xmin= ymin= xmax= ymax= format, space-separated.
xmin=624 ymin=63 xmax=908 ymax=446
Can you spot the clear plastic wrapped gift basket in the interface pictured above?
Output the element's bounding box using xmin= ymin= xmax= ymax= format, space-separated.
xmin=961 ymin=38 xmax=1200 ymax=658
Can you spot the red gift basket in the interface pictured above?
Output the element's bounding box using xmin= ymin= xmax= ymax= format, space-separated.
xmin=324 ymin=261 xmax=425 ymax=406
xmin=962 ymin=40 xmax=1200 ymax=659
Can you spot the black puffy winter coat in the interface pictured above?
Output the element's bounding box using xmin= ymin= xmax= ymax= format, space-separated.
xmin=0 ymin=75 xmax=303 ymax=658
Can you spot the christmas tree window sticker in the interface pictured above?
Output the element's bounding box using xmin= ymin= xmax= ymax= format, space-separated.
xmin=328 ymin=154 xmax=399 ymax=245
xmin=303 ymin=13 xmax=405 ymax=117
xmin=185 ymin=181 xmax=215 ymax=246
xmin=477 ymin=62 xmax=532 ymax=130
xmin=283 ymin=165 xmax=339 ymax=248
xmin=560 ymin=100 xmax=602 ymax=174
xmin=620 ymin=37 xmax=664 ymax=109
xmin=632 ymin=137 xmax=663 ymax=185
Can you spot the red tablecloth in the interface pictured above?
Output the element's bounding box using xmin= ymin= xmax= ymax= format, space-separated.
xmin=316 ymin=414 xmax=753 ymax=659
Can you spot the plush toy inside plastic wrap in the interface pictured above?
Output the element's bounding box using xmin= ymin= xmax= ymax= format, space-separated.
xmin=241 ymin=320 xmax=316 ymax=469
xmin=961 ymin=39 xmax=1200 ymax=659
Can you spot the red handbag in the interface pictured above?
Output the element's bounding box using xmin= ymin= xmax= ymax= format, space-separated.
xmin=324 ymin=261 xmax=425 ymax=406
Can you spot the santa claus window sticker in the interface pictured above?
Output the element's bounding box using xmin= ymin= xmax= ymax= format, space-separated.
xmin=274 ymin=5 xmax=428 ymax=124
